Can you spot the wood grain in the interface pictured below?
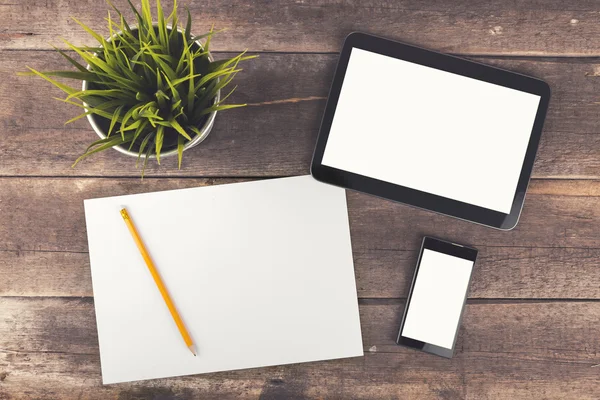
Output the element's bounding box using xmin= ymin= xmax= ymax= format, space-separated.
xmin=0 ymin=178 xmax=599 ymax=300
xmin=2 ymin=351 xmax=598 ymax=400
xmin=2 ymin=245 xmax=600 ymax=300
xmin=10 ymin=296 xmax=596 ymax=360
xmin=0 ymin=298 xmax=598 ymax=399
xmin=3 ymin=0 xmax=600 ymax=56
xmin=3 ymin=51 xmax=600 ymax=178
xmin=2 ymin=177 xmax=600 ymax=251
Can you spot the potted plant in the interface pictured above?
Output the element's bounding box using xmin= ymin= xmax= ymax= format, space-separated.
xmin=21 ymin=0 xmax=254 ymax=174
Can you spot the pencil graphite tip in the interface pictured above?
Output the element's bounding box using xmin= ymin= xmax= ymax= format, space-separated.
xmin=188 ymin=344 xmax=197 ymax=356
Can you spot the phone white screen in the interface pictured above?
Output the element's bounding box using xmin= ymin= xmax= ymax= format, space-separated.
xmin=401 ymin=249 xmax=474 ymax=349
xmin=321 ymin=48 xmax=541 ymax=214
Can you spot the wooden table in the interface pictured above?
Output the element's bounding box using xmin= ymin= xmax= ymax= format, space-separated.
xmin=1 ymin=1 xmax=599 ymax=398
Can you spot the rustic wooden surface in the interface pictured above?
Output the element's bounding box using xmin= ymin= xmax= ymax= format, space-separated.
xmin=1 ymin=0 xmax=599 ymax=399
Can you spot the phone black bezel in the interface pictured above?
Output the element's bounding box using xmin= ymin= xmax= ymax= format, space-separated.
xmin=396 ymin=236 xmax=478 ymax=358
xmin=310 ymin=32 xmax=551 ymax=230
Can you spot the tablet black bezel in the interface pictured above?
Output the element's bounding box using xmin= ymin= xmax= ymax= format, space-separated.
xmin=396 ymin=236 xmax=478 ymax=358
xmin=310 ymin=32 xmax=551 ymax=230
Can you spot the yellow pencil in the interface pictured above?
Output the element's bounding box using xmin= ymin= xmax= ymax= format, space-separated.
xmin=120 ymin=207 xmax=196 ymax=356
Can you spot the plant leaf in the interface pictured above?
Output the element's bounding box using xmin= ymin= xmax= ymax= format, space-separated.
xmin=66 ymin=88 xmax=133 ymax=101
xmin=136 ymin=131 xmax=154 ymax=167
xmin=120 ymin=119 xmax=142 ymax=133
xmin=19 ymin=70 xmax=97 ymax=81
xmin=142 ymin=44 xmax=177 ymax=80
xmin=169 ymin=117 xmax=192 ymax=140
xmin=64 ymin=110 xmax=96 ymax=125
xmin=184 ymin=7 xmax=192 ymax=41
xmin=177 ymin=134 xmax=184 ymax=169
xmin=156 ymin=0 xmax=169 ymax=53
xmin=141 ymin=141 xmax=153 ymax=178
xmin=199 ymin=103 xmax=246 ymax=116
xmin=155 ymin=89 xmax=170 ymax=108
xmin=140 ymin=0 xmax=158 ymax=43
xmin=52 ymin=46 xmax=89 ymax=72
xmin=204 ymin=24 xmax=214 ymax=52
xmin=170 ymin=72 xmax=201 ymax=87
xmin=168 ymin=0 xmax=179 ymax=49
xmin=24 ymin=67 xmax=78 ymax=95
xmin=155 ymin=125 xmax=164 ymax=164
xmin=208 ymin=52 xmax=257 ymax=73
xmin=129 ymin=120 xmax=149 ymax=151
xmin=187 ymin=125 xmax=203 ymax=137
xmin=187 ymin=50 xmax=195 ymax=112
xmin=125 ymin=0 xmax=143 ymax=22
xmin=162 ymin=72 xmax=181 ymax=103
xmin=73 ymin=132 xmax=134 ymax=167
xmin=107 ymin=105 xmax=124 ymax=137
xmin=72 ymin=17 xmax=107 ymax=46
xmin=194 ymin=68 xmax=241 ymax=93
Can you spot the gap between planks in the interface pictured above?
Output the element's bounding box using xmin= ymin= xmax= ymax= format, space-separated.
xmin=0 ymin=176 xmax=599 ymax=182
xmin=9 ymin=47 xmax=600 ymax=59
xmin=0 ymin=177 xmax=600 ymax=195
xmin=3 ymin=243 xmax=600 ymax=253
xmin=0 ymin=296 xmax=598 ymax=303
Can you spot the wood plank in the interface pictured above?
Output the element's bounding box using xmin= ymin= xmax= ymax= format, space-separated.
xmin=356 ymin=246 xmax=600 ymax=299
xmin=0 ymin=178 xmax=599 ymax=299
xmin=0 ymin=250 xmax=91 ymax=297
xmin=0 ymin=353 xmax=598 ymax=400
xmin=2 ymin=246 xmax=599 ymax=300
xmin=3 ymin=0 xmax=600 ymax=56
xmin=0 ymin=298 xmax=598 ymax=399
xmin=1 ymin=177 xmax=600 ymax=251
xmin=2 ymin=351 xmax=598 ymax=400
xmin=4 ymin=51 xmax=600 ymax=178
xmin=347 ymin=180 xmax=600 ymax=250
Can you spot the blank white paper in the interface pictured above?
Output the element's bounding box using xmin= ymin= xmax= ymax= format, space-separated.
xmin=84 ymin=176 xmax=363 ymax=384
xmin=401 ymin=249 xmax=474 ymax=349
xmin=322 ymin=48 xmax=541 ymax=214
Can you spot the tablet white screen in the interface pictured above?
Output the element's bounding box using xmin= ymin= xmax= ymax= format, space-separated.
xmin=401 ymin=249 xmax=474 ymax=349
xmin=321 ymin=48 xmax=541 ymax=214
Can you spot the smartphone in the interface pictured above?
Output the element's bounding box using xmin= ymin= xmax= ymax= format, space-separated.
xmin=396 ymin=236 xmax=478 ymax=358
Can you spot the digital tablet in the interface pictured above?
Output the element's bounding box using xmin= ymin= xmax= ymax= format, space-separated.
xmin=311 ymin=32 xmax=551 ymax=230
